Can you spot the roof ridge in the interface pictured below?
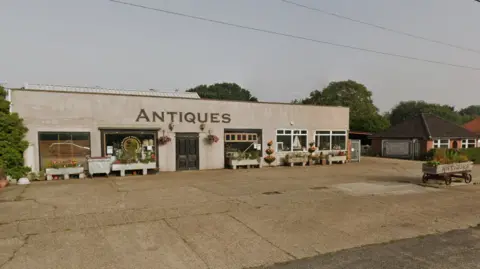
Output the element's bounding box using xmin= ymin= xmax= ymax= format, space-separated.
xmin=420 ymin=113 xmax=432 ymax=139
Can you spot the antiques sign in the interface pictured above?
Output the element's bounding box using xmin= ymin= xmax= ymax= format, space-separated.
xmin=135 ymin=109 xmax=231 ymax=124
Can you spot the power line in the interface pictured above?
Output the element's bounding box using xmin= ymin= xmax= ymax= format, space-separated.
xmin=109 ymin=0 xmax=480 ymax=71
xmin=280 ymin=0 xmax=480 ymax=55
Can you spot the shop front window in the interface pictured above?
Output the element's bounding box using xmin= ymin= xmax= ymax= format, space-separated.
xmin=276 ymin=129 xmax=308 ymax=152
xmin=315 ymin=130 xmax=347 ymax=151
xmin=38 ymin=132 xmax=91 ymax=170
xmin=102 ymin=130 xmax=157 ymax=164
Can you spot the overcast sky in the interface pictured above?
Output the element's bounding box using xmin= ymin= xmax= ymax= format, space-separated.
xmin=1 ymin=0 xmax=479 ymax=111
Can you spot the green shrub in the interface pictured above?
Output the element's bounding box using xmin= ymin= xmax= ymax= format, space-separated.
xmin=461 ymin=148 xmax=480 ymax=164
xmin=426 ymin=148 xmax=480 ymax=164
xmin=0 ymin=86 xmax=31 ymax=179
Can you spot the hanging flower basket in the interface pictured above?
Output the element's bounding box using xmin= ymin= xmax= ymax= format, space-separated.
xmin=265 ymin=148 xmax=274 ymax=155
xmin=206 ymin=134 xmax=219 ymax=144
xmin=158 ymin=135 xmax=171 ymax=145
xmin=267 ymin=140 xmax=274 ymax=147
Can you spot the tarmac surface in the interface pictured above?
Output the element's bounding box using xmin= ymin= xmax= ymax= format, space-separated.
xmin=259 ymin=227 xmax=480 ymax=269
xmin=0 ymin=157 xmax=479 ymax=269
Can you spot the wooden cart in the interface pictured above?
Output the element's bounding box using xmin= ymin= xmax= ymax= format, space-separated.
xmin=422 ymin=161 xmax=473 ymax=185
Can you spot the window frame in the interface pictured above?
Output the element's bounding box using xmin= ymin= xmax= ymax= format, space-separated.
xmin=432 ymin=139 xmax=450 ymax=149
xmin=462 ymin=139 xmax=476 ymax=148
xmin=314 ymin=130 xmax=348 ymax=151
xmin=275 ymin=128 xmax=308 ymax=153
xmin=38 ymin=131 xmax=92 ymax=170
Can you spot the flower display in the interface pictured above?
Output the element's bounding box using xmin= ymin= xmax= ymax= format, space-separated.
xmin=48 ymin=159 xmax=79 ymax=169
xmin=207 ymin=134 xmax=219 ymax=144
xmin=267 ymin=140 xmax=273 ymax=147
xmin=158 ymin=135 xmax=171 ymax=145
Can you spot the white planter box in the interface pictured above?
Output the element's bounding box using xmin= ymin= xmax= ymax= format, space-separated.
xmin=46 ymin=167 xmax=85 ymax=180
xmin=111 ymin=162 xmax=157 ymax=177
xmin=285 ymin=156 xmax=308 ymax=167
xmin=327 ymin=155 xmax=347 ymax=165
xmin=87 ymin=158 xmax=113 ymax=177
xmin=228 ymin=158 xmax=261 ymax=169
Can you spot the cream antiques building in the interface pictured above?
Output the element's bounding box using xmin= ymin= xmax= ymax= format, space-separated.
xmin=8 ymin=84 xmax=349 ymax=173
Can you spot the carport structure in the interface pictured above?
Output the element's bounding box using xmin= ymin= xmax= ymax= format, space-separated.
xmin=370 ymin=113 xmax=478 ymax=159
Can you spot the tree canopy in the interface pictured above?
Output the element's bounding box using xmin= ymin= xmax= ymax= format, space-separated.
xmin=294 ymin=80 xmax=390 ymax=133
xmin=388 ymin=101 xmax=473 ymax=126
xmin=0 ymin=86 xmax=30 ymax=179
xmin=187 ymin=83 xmax=258 ymax=102
xmin=459 ymin=105 xmax=480 ymax=119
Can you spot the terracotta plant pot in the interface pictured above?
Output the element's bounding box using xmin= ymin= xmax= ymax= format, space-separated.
xmin=321 ymin=159 xmax=327 ymax=165
xmin=0 ymin=180 xmax=8 ymax=189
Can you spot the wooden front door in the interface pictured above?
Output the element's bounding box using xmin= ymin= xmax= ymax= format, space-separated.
xmin=176 ymin=133 xmax=199 ymax=171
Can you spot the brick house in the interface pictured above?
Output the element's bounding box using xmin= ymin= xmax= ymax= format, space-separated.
xmin=370 ymin=113 xmax=478 ymax=159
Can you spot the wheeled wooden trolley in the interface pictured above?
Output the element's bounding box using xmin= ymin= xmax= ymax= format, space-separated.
xmin=422 ymin=162 xmax=473 ymax=186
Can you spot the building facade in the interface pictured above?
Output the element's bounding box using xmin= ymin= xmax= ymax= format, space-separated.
xmin=9 ymin=85 xmax=350 ymax=172
xmin=371 ymin=113 xmax=478 ymax=159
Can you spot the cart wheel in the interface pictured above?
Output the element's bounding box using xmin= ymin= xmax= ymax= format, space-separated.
xmin=444 ymin=174 xmax=452 ymax=186
xmin=465 ymin=173 xmax=472 ymax=184
xmin=422 ymin=173 xmax=429 ymax=183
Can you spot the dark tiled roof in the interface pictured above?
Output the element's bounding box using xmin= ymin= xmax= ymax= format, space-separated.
xmin=371 ymin=113 xmax=478 ymax=139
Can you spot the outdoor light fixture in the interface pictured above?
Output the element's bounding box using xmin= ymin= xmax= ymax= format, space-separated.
xmin=200 ymin=123 xmax=206 ymax=131
xmin=168 ymin=122 xmax=175 ymax=131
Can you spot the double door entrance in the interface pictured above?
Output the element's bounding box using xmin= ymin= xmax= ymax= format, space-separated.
xmin=176 ymin=133 xmax=199 ymax=171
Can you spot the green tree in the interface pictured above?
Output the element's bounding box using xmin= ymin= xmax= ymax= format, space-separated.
xmin=187 ymin=83 xmax=258 ymax=102
xmin=0 ymin=86 xmax=30 ymax=179
xmin=295 ymin=80 xmax=389 ymax=132
xmin=459 ymin=105 xmax=480 ymax=116
xmin=388 ymin=101 xmax=465 ymax=126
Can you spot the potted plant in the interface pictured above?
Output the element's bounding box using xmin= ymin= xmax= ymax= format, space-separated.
xmin=308 ymin=142 xmax=316 ymax=165
xmin=206 ymin=134 xmax=219 ymax=144
xmin=263 ymin=140 xmax=276 ymax=166
xmin=158 ymin=135 xmax=171 ymax=145
xmin=320 ymin=152 xmax=327 ymax=165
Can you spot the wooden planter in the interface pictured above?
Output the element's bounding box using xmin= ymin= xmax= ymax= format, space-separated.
xmin=327 ymin=155 xmax=347 ymax=165
xmin=46 ymin=167 xmax=85 ymax=180
xmin=285 ymin=156 xmax=308 ymax=167
xmin=422 ymin=162 xmax=473 ymax=185
xmin=111 ymin=162 xmax=156 ymax=177
xmin=422 ymin=162 xmax=473 ymax=175
xmin=228 ymin=158 xmax=261 ymax=169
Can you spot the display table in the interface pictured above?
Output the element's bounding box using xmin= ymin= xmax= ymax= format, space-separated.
xmin=111 ymin=162 xmax=156 ymax=177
